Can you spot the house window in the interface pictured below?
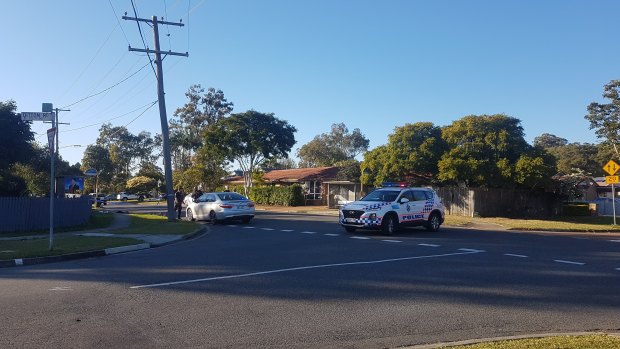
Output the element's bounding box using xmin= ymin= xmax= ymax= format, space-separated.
xmin=305 ymin=180 xmax=322 ymax=200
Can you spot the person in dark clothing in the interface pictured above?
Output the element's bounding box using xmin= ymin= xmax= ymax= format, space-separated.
xmin=191 ymin=187 xmax=203 ymax=201
xmin=174 ymin=188 xmax=184 ymax=219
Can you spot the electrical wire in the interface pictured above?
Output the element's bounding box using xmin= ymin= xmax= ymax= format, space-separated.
xmin=60 ymin=61 xmax=150 ymax=109
xmin=60 ymin=101 xmax=159 ymax=133
xmin=108 ymin=0 xmax=131 ymax=46
xmin=130 ymin=0 xmax=158 ymax=79
xmin=105 ymin=100 xmax=159 ymax=139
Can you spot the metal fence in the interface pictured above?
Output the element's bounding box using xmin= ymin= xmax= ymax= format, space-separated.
xmin=0 ymin=197 xmax=91 ymax=233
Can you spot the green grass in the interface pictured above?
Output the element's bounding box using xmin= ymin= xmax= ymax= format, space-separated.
xmin=0 ymin=236 xmax=141 ymax=260
xmin=111 ymin=213 xmax=200 ymax=235
xmin=444 ymin=214 xmax=620 ymax=232
xmin=446 ymin=334 xmax=620 ymax=349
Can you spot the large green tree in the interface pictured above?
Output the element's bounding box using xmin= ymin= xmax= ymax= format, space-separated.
xmin=361 ymin=122 xmax=445 ymax=186
xmin=586 ymin=80 xmax=620 ymax=156
xmin=297 ymin=123 xmax=369 ymax=167
xmin=203 ymin=110 xmax=296 ymax=196
xmin=0 ymin=101 xmax=34 ymax=195
xmin=170 ymin=85 xmax=234 ymax=170
xmin=437 ymin=114 xmax=552 ymax=188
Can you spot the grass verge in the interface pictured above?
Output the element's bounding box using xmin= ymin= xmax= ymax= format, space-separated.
xmin=0 ymin=236 xmax=141 ymax=260
xmin=445 ymin=334 xmax=620 ymax=348
xmin=445 ymin=214 xmax=620 ymax=232
xmin=111 ymin=213 xmax=200 ymax=235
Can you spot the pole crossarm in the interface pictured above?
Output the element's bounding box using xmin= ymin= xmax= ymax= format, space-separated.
xmin=122 ymin=16 xmax=184 ymax=27
xmin=128 ymin=47 xmax=189 ymax=57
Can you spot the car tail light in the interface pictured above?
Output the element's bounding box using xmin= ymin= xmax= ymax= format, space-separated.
xmin=220 ymin=204 xmax=233 ymax=209
xmin=247 ymin=202 xmax=255 ymax=207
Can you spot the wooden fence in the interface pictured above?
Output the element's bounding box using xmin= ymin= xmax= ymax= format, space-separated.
xmin=434 ymin=187 xmax=562 ymax=218
xmin=0 ymin=197 xmax=91 ymax=233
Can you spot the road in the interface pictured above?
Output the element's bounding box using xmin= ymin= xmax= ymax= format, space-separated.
xmin=1 ymin=211 xmax=619 ymax=348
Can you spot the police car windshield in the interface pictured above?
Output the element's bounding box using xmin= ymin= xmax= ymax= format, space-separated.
xmin=361 ymin=190 xmax=399 ymax=202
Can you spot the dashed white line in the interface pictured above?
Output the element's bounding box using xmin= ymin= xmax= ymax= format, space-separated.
xmin=324 ymin=233 xmax=340 ymax=237
xmin=381 ymin=239 xmax=402 ymax=243
xmin=554 ymin=259 xmax=585 ymax=266
xmin=300 ymin=231 xmax=317 ymax=234
xmin=616 ymin=268 xmax=620 ymax=271
xmin=228 ymin=225 xmax=238 ymax=228
xmin=610 ymin=240 xmax=620 ymax=243
xmin=130 ymin=249 xmax=485 ymax=289
xmin=504 ymin=254 xmax=528 ymax=258
xmin=458 ymin=248 xmax=486 ymax=253
xmin=280 ymin=229 xmax=294 ymax=232
xmin=350 ymin=236 xmax=370 ymax=240
xmin=242 ymin=226 xmax=256 ymax=229
xmin=418 ymin=243 xmax=439 ymax=247
xmin=261 ymin=228 xmax=275 ymax=231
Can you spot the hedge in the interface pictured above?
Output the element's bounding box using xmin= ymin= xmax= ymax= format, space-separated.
xmin=561 ymin=202 xmax=590 ymax=216
xmin=217 ymin=184 xmax=305 ymax=206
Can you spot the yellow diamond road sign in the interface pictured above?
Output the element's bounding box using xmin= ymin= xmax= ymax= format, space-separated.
xmin=603 ymin=160 xmax=620 ymax=176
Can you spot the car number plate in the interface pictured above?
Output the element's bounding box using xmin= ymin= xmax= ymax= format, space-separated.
xmin=345 ymin=218 xmax=357 ymax=223
xmin=237 ymin=205 xmax=245 ymax=209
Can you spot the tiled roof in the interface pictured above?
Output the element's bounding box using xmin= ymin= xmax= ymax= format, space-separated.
xmin=263 ymin=167 xmax=340 ymax=182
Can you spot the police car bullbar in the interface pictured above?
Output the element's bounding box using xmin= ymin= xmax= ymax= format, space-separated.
xmin=339 ymin=182 xmax=445 ymax=234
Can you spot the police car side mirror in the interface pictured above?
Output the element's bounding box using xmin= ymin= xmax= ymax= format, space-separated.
xmin=399 ymin=198 xmax=410 ymax=204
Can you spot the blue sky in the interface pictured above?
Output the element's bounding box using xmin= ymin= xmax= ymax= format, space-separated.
xmin=2 ymin=0 xmax=619 ymax=167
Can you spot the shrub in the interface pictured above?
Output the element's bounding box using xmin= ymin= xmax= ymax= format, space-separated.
xmin=219 ymin=184 xmax=304 ymax=206
xmin=562 ymin=202 xmax=590 ymax=216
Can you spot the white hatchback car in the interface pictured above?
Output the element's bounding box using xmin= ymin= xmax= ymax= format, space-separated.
xmin=339 ymin=183 xmax=445 ymax=234
xmin=186 ymin=192 xmax=255 ymax=224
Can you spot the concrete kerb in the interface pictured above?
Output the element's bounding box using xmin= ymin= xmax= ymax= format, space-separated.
xmin=402 ymin=331 xmax=620 ymax=348
xmin=0 ymin=225 xmax=208 ymax=268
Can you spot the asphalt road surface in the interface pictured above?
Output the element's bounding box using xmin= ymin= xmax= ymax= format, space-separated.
xmin=1 ymin=211 xmax=619 ymax=348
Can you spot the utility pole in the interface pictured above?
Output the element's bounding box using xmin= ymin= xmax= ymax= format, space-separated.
xmin=122 ymin=15 xmax=188 ymax=221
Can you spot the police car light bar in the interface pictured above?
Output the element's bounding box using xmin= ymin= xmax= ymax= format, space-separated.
xmin=381 ymin=182 xmax=409 ymax=187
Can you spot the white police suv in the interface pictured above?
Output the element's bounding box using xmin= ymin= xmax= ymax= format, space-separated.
xmin=339 ymin=183 xmax=445 ymax=234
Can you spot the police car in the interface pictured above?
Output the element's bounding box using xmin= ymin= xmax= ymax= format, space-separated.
xmin=339 ymin=182 xmax=445 ymax=234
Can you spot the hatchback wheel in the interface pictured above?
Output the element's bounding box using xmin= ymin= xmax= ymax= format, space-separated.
xmin=426 ymin=213 xmax=441 ymax=232
xmin=187 ymin=208 xmax=195 ymax=221
xmin=381 ymin=214 xmax=398 ymax=235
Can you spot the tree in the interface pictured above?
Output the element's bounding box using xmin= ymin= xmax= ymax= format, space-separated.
xmin=360 ymin=122 xmax=445 ymax=186
xmin=437 ymin=114 xmax=544 ymax=187
xmin=260 ymin=156 xmax=297 ymax=171
xmin=297 ymin=123 xmax=369 ymax=167
xmin=0 ymin=100 xmax=34 ymax=195
xmin=203 ymin=110 xmax=296 ymax=196
xmin=126 ymin=176 xmax=156 ymax=194
xmin=533 ymin=133 xmax=568 ymax=149
xmin=586 ymin=80 xmax=620 ymax=156
xmin=170 ymin=85 xmax=234 ymax=170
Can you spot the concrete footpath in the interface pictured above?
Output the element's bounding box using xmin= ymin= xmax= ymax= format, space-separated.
xmin=0 ymin=212 xmax=206 ymax=268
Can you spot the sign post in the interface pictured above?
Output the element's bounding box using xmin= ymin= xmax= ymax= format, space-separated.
xmin=47 ymin=127 xmax=56 ymax=250
xmin=603 ymin=160 xmax=620 ymax=225
xmin=84 ymin=169 xmax=98 ymax=204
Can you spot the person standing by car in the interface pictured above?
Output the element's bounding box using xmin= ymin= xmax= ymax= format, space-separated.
xmin=174 ymin=188 xmax=184 ymax=219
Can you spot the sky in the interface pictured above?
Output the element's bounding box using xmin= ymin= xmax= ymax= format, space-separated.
xmin=2 ymin=0 xmax=620 ymax=168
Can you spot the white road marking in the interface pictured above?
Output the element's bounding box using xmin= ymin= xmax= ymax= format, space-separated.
xmin=49 ymin=287 xmax=72 ymax=291
xmin=130 ymin=250 xmax=485 ymax=289
xmin=227 ymin=225 xmax=238 ymax=228
xmin=280 ymin=229 xmax=294 ymax=232
xmin=418 ymin=243 xmax=439 ymax=247
xmin=610 ymin=240 xmax=620 ymax=243
xmin=324 ymin=233 xmax=340 ymax=236
xmin=504 ymin=254 xmax=528 ymax=258
xmin=458 ymin=248 xmax=485 ymax=253
xmin=350 ymin=236 xmax=370 ymax=240
xmin=381 ymin=240 xmax=402 ymax=243
xmin=1 ymin=250 xmax=15 ymax=253
xmin=242 ymin=226 xmax=255 ymax=229
xmin=616 ymin=268 xmax=620 ymax=271
xmin=554 ymin=259 xmax=585 ymax=266
xmin=261 ymin=228 xmax=275 ymax=231
xmin=300 ymin=231 xmax=317 ymax=234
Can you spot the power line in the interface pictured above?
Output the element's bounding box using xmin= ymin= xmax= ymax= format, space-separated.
xmin=108 ymin=0 xmax=131 ymax=46
xmin=60 ymin=61 xmax=150 ymax=109
xmin=130 ymin=0 xmax=158 ymax=78
xmin=60 ymin=101 xmax=159 ymax=133
xmin=106 ymin=100 xmax=159 ymax=139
